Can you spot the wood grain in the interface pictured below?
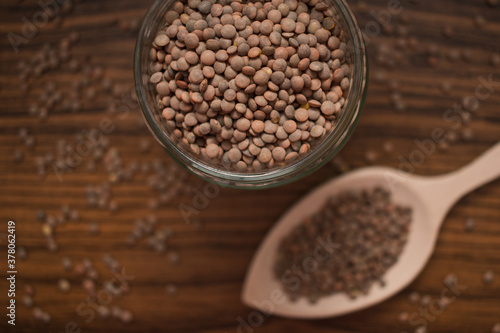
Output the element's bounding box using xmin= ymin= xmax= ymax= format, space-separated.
xmin=1 ymin=0 xmax=500 ymax=332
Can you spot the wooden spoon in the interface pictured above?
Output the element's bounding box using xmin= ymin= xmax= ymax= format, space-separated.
xmin=242 ymin=143 xmax=500 ymax=319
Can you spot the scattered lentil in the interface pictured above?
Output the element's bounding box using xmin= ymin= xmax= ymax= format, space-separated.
xmin=58 ymin=279 xmax=71 ymax=293
xmin=166 ymin=283 xmax=178 ymax=296
xmin=415 ymin=326 xmax=428 ymax=333
xmin=398 ymin=311 xmax=409 ymax=323
xmin=464 ymin=217 xmax=475 ymax=232
xmin=420 ymin=294 xmax=432 ymax=307
xmin=23 ymin=295 xmax=34 ymax=308
xmin=483 ymin=270 xmax=495 ymax=285
xmin=62 ymin=257 xmax=73 ymax=271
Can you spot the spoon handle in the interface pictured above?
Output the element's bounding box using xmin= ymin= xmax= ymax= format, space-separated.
xmin=421 ymin=142 xmax=500 ymax=224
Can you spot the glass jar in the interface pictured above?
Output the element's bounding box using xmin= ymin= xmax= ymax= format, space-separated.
xmin=134 ymin=0 xmax=367 ymax=189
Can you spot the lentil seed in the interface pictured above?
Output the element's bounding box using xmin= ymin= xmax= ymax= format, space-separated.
xmin=151 ymin=0 xmax=350 ymax=171
xmin=274 ymin=188 xmax=411 ymax=303
xmin=483 ymin=270 xmax=495 ymax=285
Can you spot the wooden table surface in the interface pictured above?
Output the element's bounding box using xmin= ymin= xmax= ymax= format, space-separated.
xmin=1 ymin=0 xmax=500 ymax=332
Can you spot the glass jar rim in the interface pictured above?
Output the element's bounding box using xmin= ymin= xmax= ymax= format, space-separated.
xmin=134 ymin=0 xmax=368 ymax=189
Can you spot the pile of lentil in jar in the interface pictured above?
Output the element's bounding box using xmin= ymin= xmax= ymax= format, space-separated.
xmin=273 ymin=187 xmax=412 ymax=303
xmin=149 ymin=0 xmax=350 ymax=171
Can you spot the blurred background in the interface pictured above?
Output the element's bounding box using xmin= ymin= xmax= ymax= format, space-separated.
xmin=0 ymin=0 xmax=499 ymax=332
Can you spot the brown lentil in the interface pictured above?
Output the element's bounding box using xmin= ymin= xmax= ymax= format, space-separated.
xmin=483 ymin=270 xmax=495 ymax=285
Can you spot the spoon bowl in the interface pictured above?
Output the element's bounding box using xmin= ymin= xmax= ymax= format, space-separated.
xmin=242 ymin=143 xmax=500 ymax=319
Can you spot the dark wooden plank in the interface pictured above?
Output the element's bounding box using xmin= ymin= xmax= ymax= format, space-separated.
xmin=1 ymin=0 xmax=500 ymax=332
